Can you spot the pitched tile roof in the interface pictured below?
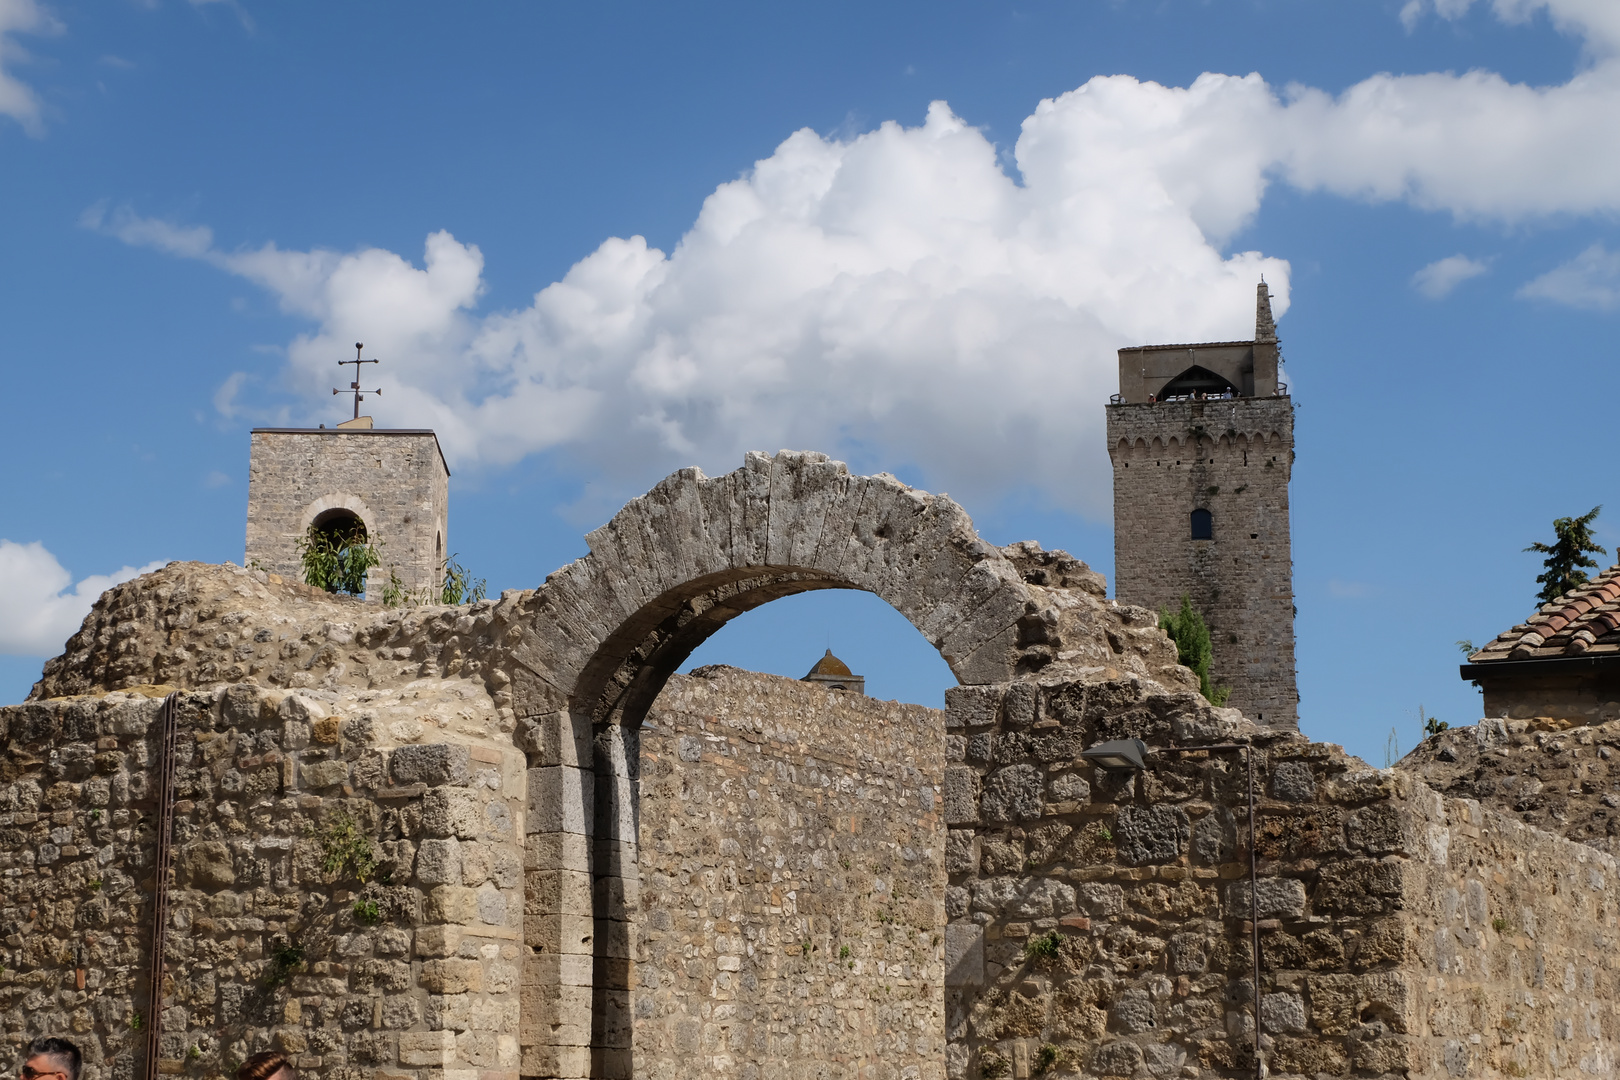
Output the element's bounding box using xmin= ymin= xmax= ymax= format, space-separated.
xmin=1470 ymin=563 xmax=1620 ymax=663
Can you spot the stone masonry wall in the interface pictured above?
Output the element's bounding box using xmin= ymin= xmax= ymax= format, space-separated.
xmin=0 ymin=685 xmax=526 ymax=1080
xmin=941 ymin=673 xmax=1620 ymax=1080
xmin=633 ymin=667 xmax=948 ymax=1080
xmin=1106 ymin=398 xmax=1297 ymax=728
xmin=246 ymin=430 xmax=450 ymax=596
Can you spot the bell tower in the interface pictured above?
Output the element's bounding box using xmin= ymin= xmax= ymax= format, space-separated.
xmin=1106 ymin=284 xmax=1297 ymax=728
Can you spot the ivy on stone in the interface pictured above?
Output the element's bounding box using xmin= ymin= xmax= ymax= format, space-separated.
xmin=1158 ymin=594 xmax=1230 ymax=706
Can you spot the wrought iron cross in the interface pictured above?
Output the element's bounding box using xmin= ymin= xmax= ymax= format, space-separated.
xmin=335 ymin=342 xmax=381 ymax=420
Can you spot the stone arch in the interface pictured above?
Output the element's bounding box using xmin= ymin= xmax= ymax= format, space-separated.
xmin=299 ymin=492 xmax=377 ymax=537
xmin=504 ymin=451 xmax=1046 ymax=1080
xmin=503 ymin=450 xmax=1041 ymax=727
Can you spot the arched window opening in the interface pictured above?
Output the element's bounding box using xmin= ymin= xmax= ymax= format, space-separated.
xmin=301 ymin=508 xmax=377 ymax=596
xmin=1191 ymin=508 xmax=1213 ymax=540
xmin=1159 ymin=364 xmax=1239 ymax=399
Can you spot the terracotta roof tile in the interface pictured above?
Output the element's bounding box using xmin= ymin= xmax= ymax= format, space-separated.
xmin=1470 ymin=563 xmax=1620 ymax=664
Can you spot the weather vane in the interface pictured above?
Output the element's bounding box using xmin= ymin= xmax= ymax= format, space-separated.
xmin=334 ymin=342 xmax=381 ymax=420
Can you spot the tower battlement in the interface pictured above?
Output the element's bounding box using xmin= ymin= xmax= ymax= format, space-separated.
xmin=1107 ymin=284 xmax=1297 ymax=727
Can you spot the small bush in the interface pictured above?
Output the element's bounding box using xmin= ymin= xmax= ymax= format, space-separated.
xmin=1035 ymin=1045 xmax=1062 ymax=1074
xmin=1024 ymin=931 xmax=1062 ymax=962
xmin=319 ymin=812 xmax=380 ymax=884
xmin=264 ymin=938 xmax=305 ymax=988
xmin=979 ymin=1050 xmax=1009 ymax=1079
xmin=352 ymin=899 xmax=384 ymax=926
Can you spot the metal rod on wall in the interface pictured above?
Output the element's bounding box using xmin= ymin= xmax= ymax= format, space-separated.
xmin=143 ymin=693 xmax=182 ymax=1080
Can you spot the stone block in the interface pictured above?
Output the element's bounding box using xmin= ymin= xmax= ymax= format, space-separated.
xmin=416 ymin=839 xmax=463 ymax=885
xmin=399 ymin=1031 xmax=456 ymax=1067
xmin=943 ymin=766 xmax=980 ymax=825
xmin=179 ymin=841 xmax=235 ymax=887
xmin=423 ymin=787 xmax=484 ymax=840
xmin=945 ymin=830 xmax=978 ymax=876
xmin=944 ymin=923 xmax=983 ymax=987
xmin=944 ymin=685 xmax=1000 ymax=729
xmin=524 ymin=710 xmax=593 ymax=769
xmin=427 ymin=885 xmax=479 ymax=924
xmin=420 ymin=958 xmax=483 ymax=994
xmin=1260 ymin=992 xmax=1306 ymax=1032
xmin=393 ymin=744 xmax=471 ymax=787
xmin=1115 ymin=804 xmax=1190 ymax=865
xmin=527 ymin=766 xmax=592 ymax=835
xmin=415 ymin=925 xmax=464 ymax=958
xmin=300 ymin=760 xmax=350 ymax=789
xmin=980 ymin=764 xmax=1043 ymax=822
xmin=1271 ymin=761 xmax=1316 ymax=802
xmin=312 ymin=715 xmax=342 ymax=745
xmin=1225 ymin=877 xmax=1307 ymax=919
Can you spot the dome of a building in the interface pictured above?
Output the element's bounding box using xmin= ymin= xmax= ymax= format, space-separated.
xmin=804 ymin=649 xmax=853 ymax=679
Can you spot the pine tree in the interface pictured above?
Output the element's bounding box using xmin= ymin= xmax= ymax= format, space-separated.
xmin=1525 ymin=506 xmax=1607 ymax=605
xmin=1159 ymin=595 xmax=1230 ymax=706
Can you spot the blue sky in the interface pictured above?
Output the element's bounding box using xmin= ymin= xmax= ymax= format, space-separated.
xmin=2 ymin=0 xmax=1617 ymax=767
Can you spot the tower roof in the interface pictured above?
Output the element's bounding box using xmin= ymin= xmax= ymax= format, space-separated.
xmin=805 ymin=649 xmax=853 ymax=678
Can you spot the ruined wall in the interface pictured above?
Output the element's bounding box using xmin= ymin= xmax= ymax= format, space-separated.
xmin=0 ymin=685 xmax=526 ymax=1080
xmin=246 ymin=430 xmax=450 ymax=596
xmin=1402 ymin=788 xmax=1620 ymax=1079
xmin=634 ymin=667 xmax=948 ymax=1080
xmin=942 ymin=676 xmax=1620 ymax=1080
xmin=1106 ymin=398 xmax=1297 ymax=728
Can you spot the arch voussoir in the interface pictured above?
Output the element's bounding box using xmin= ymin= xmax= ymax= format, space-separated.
xmin=765 ymin=451 xmax=849 ymax=568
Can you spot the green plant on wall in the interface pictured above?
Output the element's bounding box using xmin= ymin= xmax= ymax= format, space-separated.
xmin=318 ymin=812 xmax=380 ymax=884
xmin=263 ymin=938 xmax=305 ymax=988
xmin=1526 ymin=505 xmax=1606 ymax=605
xmin=1159 ymin=594 xmax=1230 ymax=706
xmin=441 ymin=554 xmax=487 ymax=605
xmin=297 ymin=518 xmax=381 ymax=596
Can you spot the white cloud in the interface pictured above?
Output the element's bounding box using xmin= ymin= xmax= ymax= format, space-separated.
xmin=1518 ymin=244 xmax=1620 ymax=309
xmin=0 ymin=0 xmax=58 ymax=135
xmin=0 ymin=541 xmax=166 ymax=657
xmin=92 ymin=2 xmax=1620 ymax=515
xmin=1413 ymin=254 xmax=1491 ymax=298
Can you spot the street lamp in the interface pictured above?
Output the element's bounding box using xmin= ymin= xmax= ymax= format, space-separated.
xmin=1081 ymin=735 xmax=1264 ymax=1080
xmin=1079 ymin=737 xmax=1148 ymax=770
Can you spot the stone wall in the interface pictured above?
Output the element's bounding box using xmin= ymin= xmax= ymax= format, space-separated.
xmin=634 ymin=667 xmax=947 ymax=1080
xmin=941 ymin=675 xmax=1620 ymax=1080
xmin=246 ymin=430 xmax=450 ymax=596
xmin=1106 ymin=398 xmax=1297 ymax=728
xmin=0 ymin=685 xmax=526 ymax=1080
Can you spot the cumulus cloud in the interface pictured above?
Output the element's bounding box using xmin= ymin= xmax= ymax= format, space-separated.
xmin=0 ymin=541 xmax=165 ymax=657
xmin=92 ymin=1 xmax=1620 ymax=515
xmin=1518 ymin=244 xmax=1620 ymax=309
xmin=1413 ymin=254 xmax=1491 ymax=298
xmin=0 ymin=0 xmax=57 ymax=134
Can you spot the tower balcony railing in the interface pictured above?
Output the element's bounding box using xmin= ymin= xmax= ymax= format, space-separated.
xmin=1109 ymin=386 xmax=1291 ymax=406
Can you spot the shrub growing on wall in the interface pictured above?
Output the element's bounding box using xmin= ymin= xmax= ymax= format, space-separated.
xmin=1159 ymin=594 xmax=1230 ymax=706
xmin=297 ymin=519 xmax=380 ymax=596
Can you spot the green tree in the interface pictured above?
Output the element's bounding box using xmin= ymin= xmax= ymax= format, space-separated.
xmin=1159 ymin=595 xmax=1230 ymax=706
xmin=1525 ymin=506 xmax=1606 ymax=605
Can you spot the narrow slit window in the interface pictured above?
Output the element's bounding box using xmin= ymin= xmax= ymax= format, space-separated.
xmin=1191 ymin=508 xmax=1213 ymax=540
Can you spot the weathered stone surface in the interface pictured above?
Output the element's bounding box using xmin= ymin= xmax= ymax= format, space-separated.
xmin=980 ymin=764 xmax=1043 ymax=822
xmin=1271 ymin=760 xmax=1316 ymax=802
xmin=1115 ymin=804 xmax=1191 ymax=864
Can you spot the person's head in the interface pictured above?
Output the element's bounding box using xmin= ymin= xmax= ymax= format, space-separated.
xmin=235 ymin=1052 xmax=297 ymax=1080
xmin=22 ymin=1039 xmax=80 ymax=1080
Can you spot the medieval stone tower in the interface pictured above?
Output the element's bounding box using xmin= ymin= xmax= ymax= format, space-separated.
xmin=1106 ymin=283 xmax=1297 ymax=727
xmin=245 ymin=415 xmax=449 ymax=597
